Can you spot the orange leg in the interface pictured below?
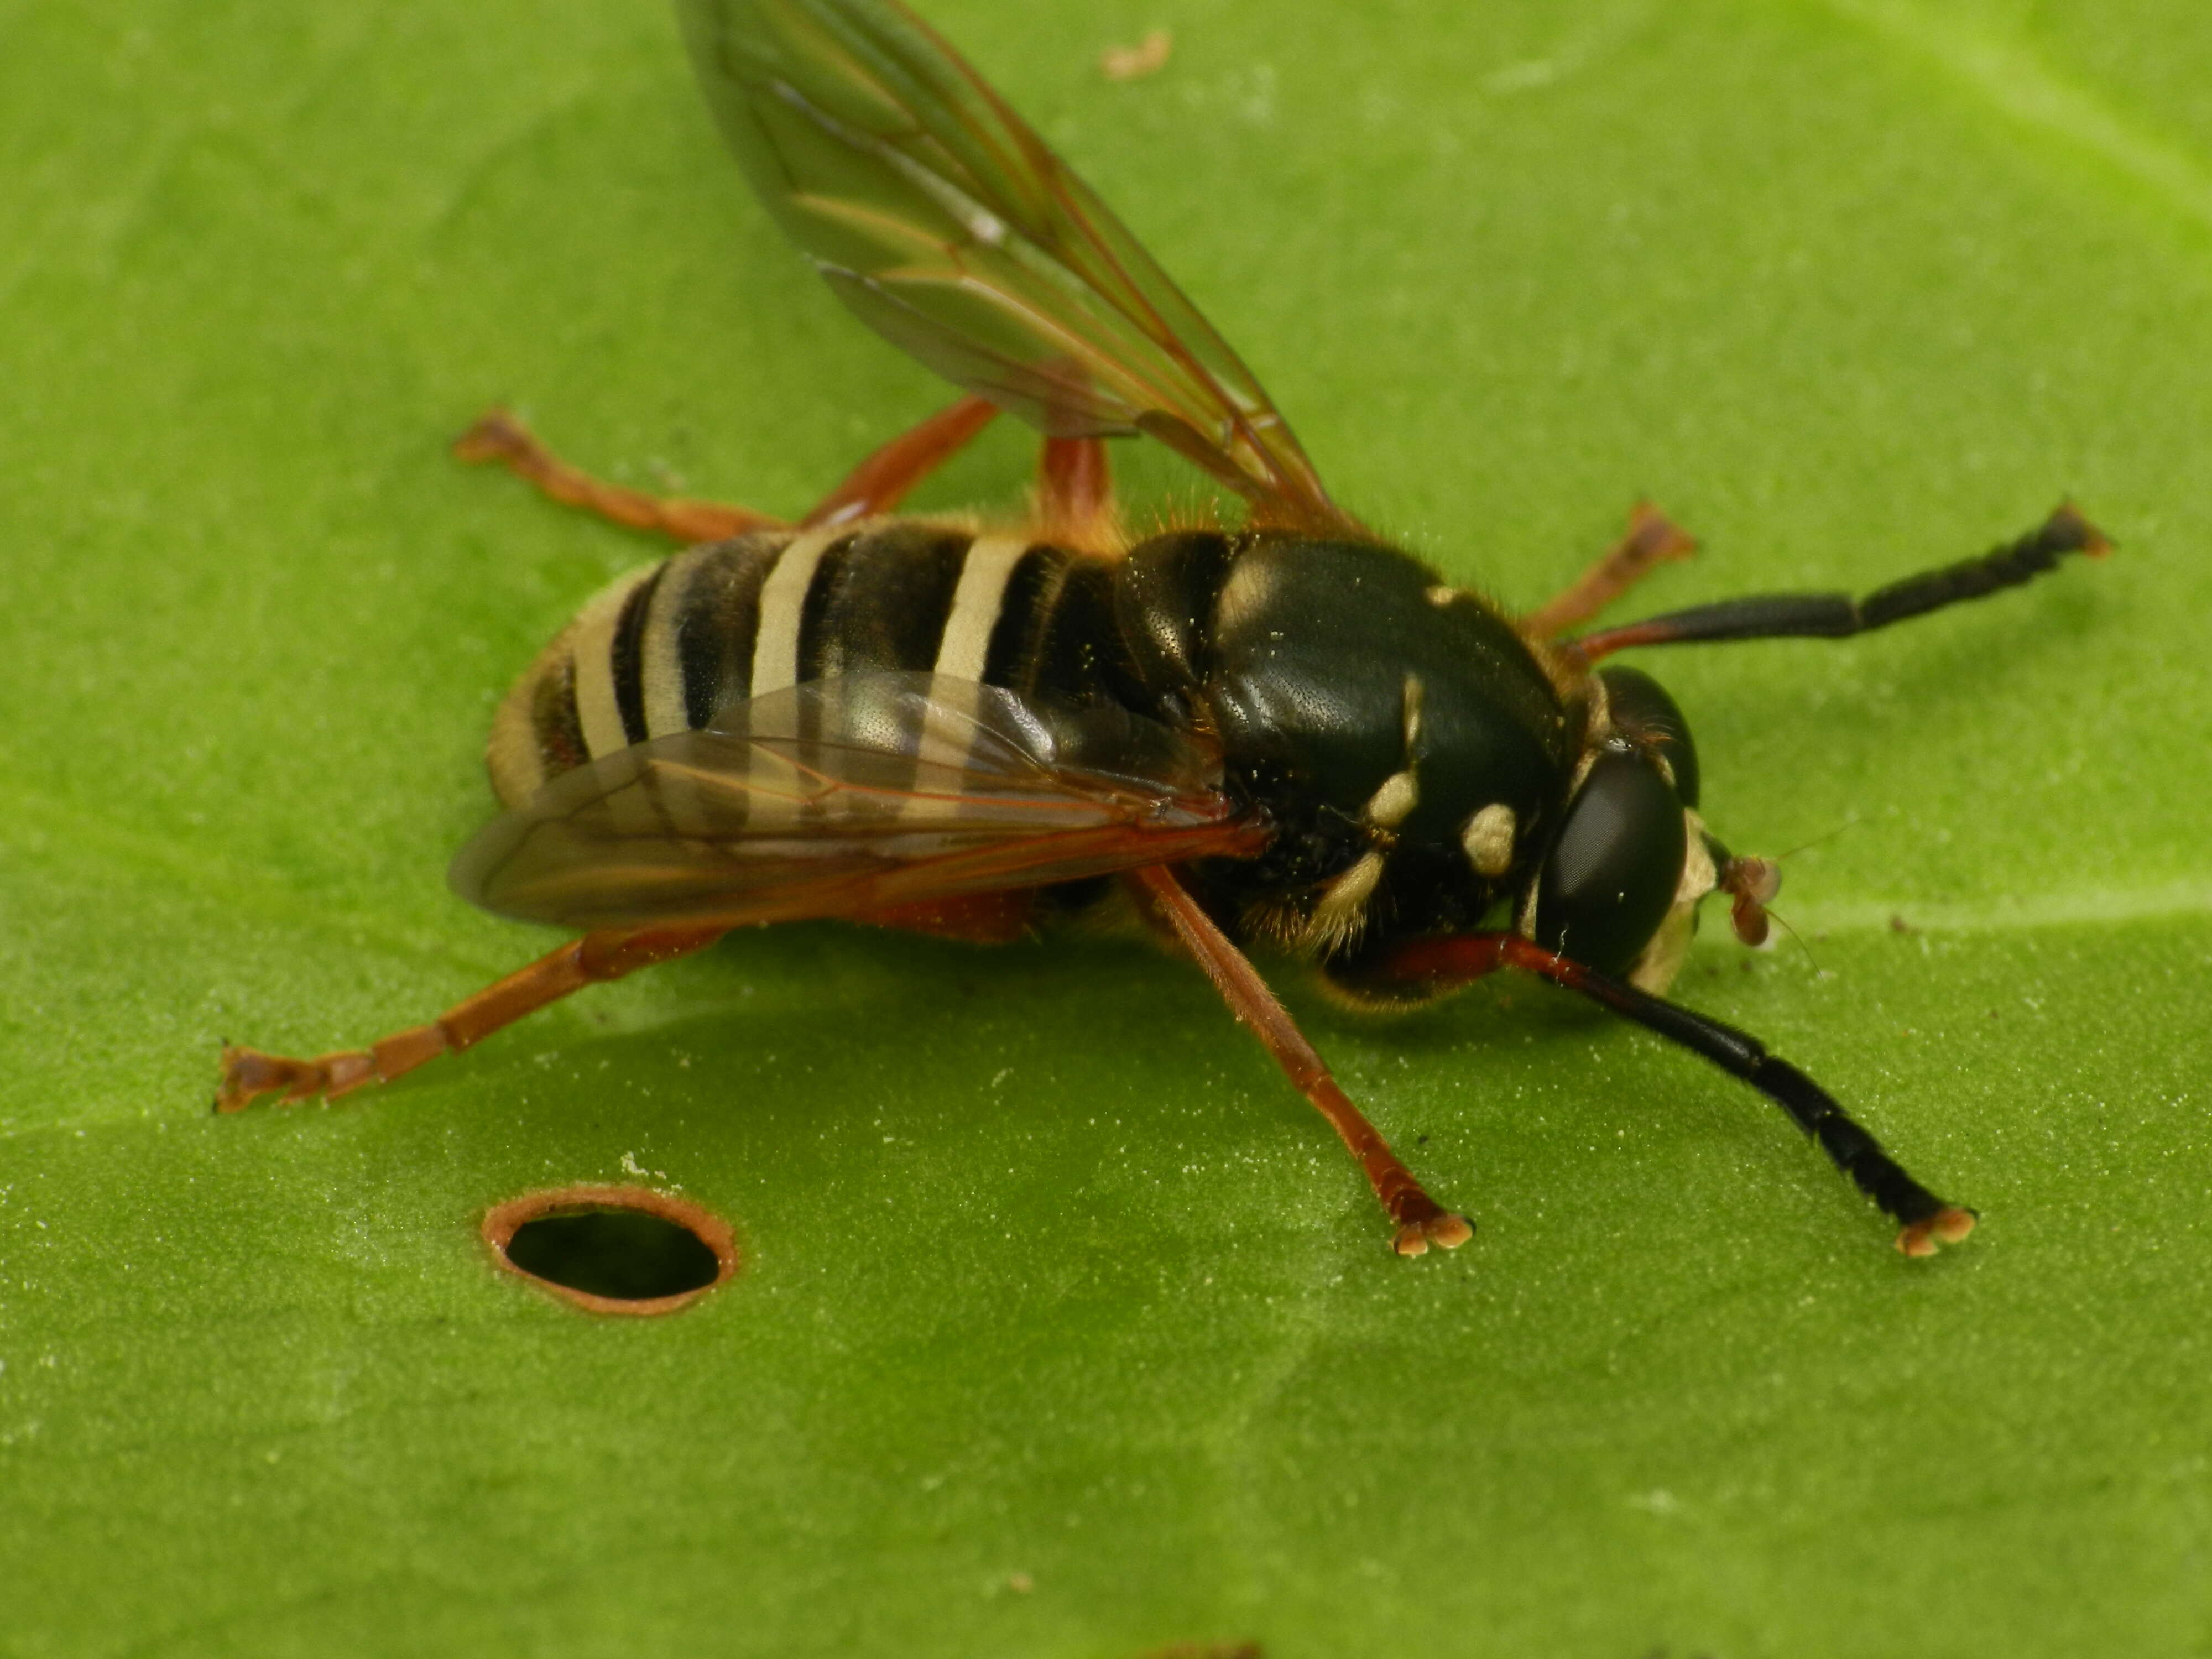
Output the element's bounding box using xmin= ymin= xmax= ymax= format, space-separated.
xmin=454 ymin=410 xmax=788 ymax=543
xmin=1035 ymin=435 xmax=1118 ymax=547
xmin=1128 ymin=865 xmax=1473 ymax=1256
xmin=217 ymin=925 xmax=728 ymax=1112
xmin=802 ymin=394 xmax=1000 ymax=528
xmin=1522 ymin=499 xmax=1697 ymax=639
xmin=454 ymin=393 xmax=1002 ymax=544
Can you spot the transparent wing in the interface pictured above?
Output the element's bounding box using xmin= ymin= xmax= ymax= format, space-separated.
xmin=678 ymin=0 xmax=1345 ymax=523
xmin=451 ymin=672 xmax=1269 ymax=931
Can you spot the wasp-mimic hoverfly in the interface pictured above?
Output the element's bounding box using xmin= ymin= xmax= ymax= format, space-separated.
xmin=219 ymin=0 xmax=2107 ymax=1258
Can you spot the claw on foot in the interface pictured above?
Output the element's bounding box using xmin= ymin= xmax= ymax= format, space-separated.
xmin=2047 ymin=502 xmax=2114 ymax=560
xmin=1895 ymin=1205 xmax=1977 ymax=1258
xmin=452 ymin=408 xmax=534 ymax=466
xmin=1620 ymin=499 xmax=1699 ymax=568
xmin=216 ymin=1045 xmax=375 ymax=1113
xmin=1391 ymin=1210 xmax=1475 ymax=1257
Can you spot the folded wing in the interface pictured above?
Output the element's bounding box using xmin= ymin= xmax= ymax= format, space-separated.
xmin=451 ymin=672 xmax=1270 ymax=931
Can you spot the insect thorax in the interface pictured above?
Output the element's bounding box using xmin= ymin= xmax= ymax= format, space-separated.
xmin=1115 ymin=531 xmax=1582 ymax=974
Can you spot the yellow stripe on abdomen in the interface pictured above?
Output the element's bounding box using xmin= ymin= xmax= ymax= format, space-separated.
xmin=566 ymin=567 xmax=658 ymax=759
xmin=933 ymin=534 xmax=1035 ymax=681
xmin=749 ymin=525 xmax=851 ymax=698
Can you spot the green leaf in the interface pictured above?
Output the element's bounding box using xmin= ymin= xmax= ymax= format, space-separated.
xmin=4 ymin=1 xmax=2208 ymax=1655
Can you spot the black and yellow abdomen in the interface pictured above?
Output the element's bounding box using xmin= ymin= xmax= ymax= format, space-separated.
xmin=487 ymin=518 xmax=1135 ymax=810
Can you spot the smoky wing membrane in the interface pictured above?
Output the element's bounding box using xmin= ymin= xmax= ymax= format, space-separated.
xmin=678 ymin=0 xmax=1342 ymax=521
xmin=451 ymin=673 xmax=1254 ymax=930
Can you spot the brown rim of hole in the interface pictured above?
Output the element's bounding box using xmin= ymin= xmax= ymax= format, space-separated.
xmin=481 ymin=1185 xmax=739 ymax=1317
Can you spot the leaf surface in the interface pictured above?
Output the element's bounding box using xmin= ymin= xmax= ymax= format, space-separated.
xmin=3 ymin=1 xmax=2208 ymax=1655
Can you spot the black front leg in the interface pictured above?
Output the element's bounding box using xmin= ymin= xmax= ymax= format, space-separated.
xmin=1573 ymin=503 xmax=2109 ymax=661
xmin=1378 ymin=933 xmax=1978 ymax=1256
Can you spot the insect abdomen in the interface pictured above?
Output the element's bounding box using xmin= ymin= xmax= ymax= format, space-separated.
xmin=487 ymin=519 xmax=1121 ymax=808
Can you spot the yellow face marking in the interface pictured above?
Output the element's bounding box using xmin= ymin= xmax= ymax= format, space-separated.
xmin=1625 ymin=808 xmax=1720 ymax=995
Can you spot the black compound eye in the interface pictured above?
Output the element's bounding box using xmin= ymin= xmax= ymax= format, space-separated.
xmin=1535 ymin=749 xmax=1687 ymax=975
xmin=1599 ymin=665 xmax=1699 ymax=808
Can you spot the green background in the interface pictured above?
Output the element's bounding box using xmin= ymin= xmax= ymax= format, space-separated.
xmin=4 ymin=0 xmax=2209 ymax=1654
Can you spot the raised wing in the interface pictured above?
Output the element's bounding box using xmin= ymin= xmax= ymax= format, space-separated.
xmin=451 ymin=673 xmax=1270 ymax=931
xmin=678 ymin=0 xmax=1344 ymax=524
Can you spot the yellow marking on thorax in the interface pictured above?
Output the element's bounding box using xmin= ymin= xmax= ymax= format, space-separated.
xmin=1461 ymin=802 xmax=1517 ymax=877
xmin=1213 ymin=555 xmax=1274 ymax=637
xmin=1365 ymin=770 xmax=1418 ymax=829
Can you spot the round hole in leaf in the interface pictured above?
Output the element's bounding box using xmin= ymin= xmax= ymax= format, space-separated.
xmin=482 ymin=1186 xmax=738 ymax=1315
